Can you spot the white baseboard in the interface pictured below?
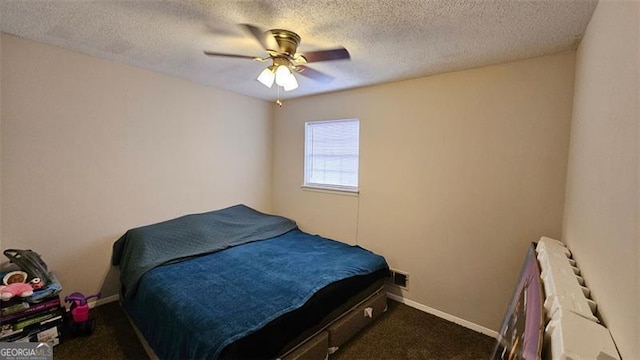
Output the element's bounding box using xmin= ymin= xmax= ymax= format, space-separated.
xmin=89 ymin=294 xmax=119 ymax=308
xmin=386 ymin=292 xmax=498 ymax=339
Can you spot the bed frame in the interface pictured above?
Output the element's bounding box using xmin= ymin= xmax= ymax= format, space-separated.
xmin=122 ymin=283 xmax=388 ymax=360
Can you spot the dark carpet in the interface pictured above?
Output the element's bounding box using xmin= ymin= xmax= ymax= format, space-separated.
xmin=53 ymin=299 xmax=495 ymax=359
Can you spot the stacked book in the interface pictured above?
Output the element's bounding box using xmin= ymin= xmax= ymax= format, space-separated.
xmin=0 ymin=295 xmax=65 ymax=346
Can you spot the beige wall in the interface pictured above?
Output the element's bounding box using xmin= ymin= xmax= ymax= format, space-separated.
xmin=562 ymin=0 xmax=639 ymax=358
xmin=1 ymin=34 xmax=273 ymax=299
xmin=273 ymin=52 xmax=575 ymax=331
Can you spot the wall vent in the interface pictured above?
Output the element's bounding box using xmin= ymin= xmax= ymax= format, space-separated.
xmin=387 ymin=269 xmax=409 ymax=290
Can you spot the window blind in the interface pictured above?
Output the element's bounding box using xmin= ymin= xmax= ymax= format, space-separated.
xmin=304 ymin=119 xmax=359 ymax=191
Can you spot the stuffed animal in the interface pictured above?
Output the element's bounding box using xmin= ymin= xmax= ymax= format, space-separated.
xmin=0 ymin=270 xmax=36 ymax=300
xmin=0 ymin=283 xmax=33 ymax=301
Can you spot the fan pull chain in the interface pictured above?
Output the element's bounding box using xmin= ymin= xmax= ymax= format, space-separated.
xmin=276 ymin=86 xmax=283 ymax=107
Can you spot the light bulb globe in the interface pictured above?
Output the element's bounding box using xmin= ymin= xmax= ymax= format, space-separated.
xmin=283 ymin=73 xmax=299 ymax=91
xmin=257 ymin=67 xmax=275 ymax=88
xmin=275 ymin=65 xmax=292 ymax=86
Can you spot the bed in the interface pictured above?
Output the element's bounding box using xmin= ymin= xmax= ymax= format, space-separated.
xmin=112 ymin=204 xmax=389 ymax=359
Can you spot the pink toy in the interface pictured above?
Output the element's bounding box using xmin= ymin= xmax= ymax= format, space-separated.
xmin=0 ymin=283 xmax=34 ymax=301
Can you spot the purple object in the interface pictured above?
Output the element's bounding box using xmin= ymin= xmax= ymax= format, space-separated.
xmin=492 ymin=244 xmax=544 ymax=360
xmin=65 ymin=291 xmax=101 ymax=322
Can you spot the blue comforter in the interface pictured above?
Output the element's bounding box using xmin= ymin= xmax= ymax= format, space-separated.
xmin=112 ymin=204 xmax=297 ymax=299
xmin=121 ymin=228 xmax=388 ymax=359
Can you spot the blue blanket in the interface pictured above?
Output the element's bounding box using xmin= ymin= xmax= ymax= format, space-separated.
xmin=112 ymin=205 xmax=297 ymax=299
xmin=123 ymin=229 xmax=388 ymax=359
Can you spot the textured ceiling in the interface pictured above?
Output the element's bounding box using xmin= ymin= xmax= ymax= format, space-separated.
xmin=0 ymin=0 xmax=597 ymax=101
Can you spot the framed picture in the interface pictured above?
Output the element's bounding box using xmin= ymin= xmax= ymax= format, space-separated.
xmin=492 ymin=243 xmax=544 ymax=360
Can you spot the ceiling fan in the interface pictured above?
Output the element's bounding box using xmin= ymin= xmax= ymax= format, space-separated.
xmin=204 ymin=24 xmax=350 ymax=94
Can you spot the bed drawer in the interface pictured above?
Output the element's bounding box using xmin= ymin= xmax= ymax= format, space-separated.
xmin=281 ymin=330 xmax=328 ymax=360
xmin=327 ymin=290 xmax=387 ymax=349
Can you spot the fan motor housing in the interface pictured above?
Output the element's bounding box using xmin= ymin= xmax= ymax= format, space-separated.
xmin=269 ymin=29 xmax=301 ymax=56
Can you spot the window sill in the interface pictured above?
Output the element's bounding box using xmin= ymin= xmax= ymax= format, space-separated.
xmin=300 ymin=185 xmax=359 ymax=197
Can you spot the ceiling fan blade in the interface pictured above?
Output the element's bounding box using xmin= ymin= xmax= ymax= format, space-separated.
xmin=299 ymin=48 xmax=350 ymax=63
xmin=295 ymin=65 xmax=334 ymax=83
xmin=203 ymin=51 xmax=264 ymax=61
xmin=241 ymin=23 xmax=279 ymax=51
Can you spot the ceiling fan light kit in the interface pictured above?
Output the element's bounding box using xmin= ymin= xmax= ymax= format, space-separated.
xmin=256 ymin=61 xmax=298 ymax=91
xmin=204 ymin=24 xmax=350 ymax=105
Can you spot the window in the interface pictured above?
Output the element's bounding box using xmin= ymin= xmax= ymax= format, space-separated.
xmin=304 ymin=119 xmax=359 ymax=193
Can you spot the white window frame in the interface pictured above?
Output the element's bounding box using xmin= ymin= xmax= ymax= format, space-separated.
xmin=303 ymin=119 xmax=360 ymax=194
